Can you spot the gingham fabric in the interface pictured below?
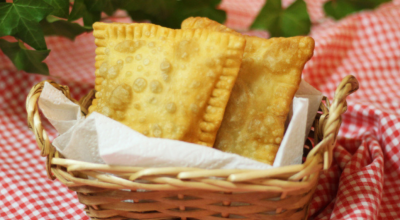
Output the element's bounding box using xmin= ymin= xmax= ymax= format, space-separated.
xmin=1 ymin=0 xmax=400 ymax=219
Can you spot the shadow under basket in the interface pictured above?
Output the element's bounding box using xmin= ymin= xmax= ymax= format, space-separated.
xmin=26 ymin=75 xmax=359 ymax=220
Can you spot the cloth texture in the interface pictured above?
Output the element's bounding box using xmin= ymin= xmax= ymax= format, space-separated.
xmin=1 ymin=0 xmax=400 ymax=219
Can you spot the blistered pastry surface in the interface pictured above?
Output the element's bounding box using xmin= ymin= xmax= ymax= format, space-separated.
xmin=182 ymin=17 xmax=314 ymax=164
xmin=89 ymin=22 xmax=245 ymax=146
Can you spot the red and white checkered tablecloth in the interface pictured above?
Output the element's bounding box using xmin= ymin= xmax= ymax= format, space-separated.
xmin=1 ymin=0 xmax=400 ymax=219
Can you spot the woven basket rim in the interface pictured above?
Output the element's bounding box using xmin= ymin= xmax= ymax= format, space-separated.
xmin=26 ymin=75 xmax=359 ymax=191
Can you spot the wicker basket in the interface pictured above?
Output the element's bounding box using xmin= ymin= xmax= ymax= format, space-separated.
xmin=26 ymin=75 xmax=358 ymax=220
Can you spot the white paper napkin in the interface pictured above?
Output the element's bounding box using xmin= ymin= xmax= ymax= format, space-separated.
xmin=273 ymin=97 xmax=308 ymax=167
xmin=39 ymin=80 xmax=322 ymax=169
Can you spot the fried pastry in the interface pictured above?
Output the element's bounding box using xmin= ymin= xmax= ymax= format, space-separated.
xmin=88 ymin=22 xmax=246 ymax=147
xmin=182 ymin=17 xmax=314 ymax=164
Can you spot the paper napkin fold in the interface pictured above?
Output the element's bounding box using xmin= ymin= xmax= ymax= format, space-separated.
xmin=39 ymin=80 xmax=322 ymax=169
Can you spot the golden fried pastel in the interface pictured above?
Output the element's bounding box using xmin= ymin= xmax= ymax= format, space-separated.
xmin=182 ymin=17 xmax=314 ymax=164
xmin=88 ymin=22 xmax=246 ymax=146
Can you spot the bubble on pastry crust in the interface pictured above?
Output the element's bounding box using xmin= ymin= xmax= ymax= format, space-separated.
xmin=105 ymin=48 xmax=110 ymax=54
xmin=126 ymin=56 xmax=133 ymax=63
xmin=264 ymin=40 xmax=298 ymax=74
xmin=207 ymin=70 xmax=215 ymax=78
xmin=116 ymin=59 xmax=124 ymax=70
xmin=136 ymin=54 xmax=142 ymax=60
xmin=275 ymin=137 xmax=282 ymax=144
xmin=215 ymin=58 xmax=222 ymax=66
xmin=133 ymin=103 xmax=141 ymax=110
xmin=143 ymin=130 xmax=149 ymax=135
xmin=177 ymin=40 xmax=194 ymax=60
xmin=143 ymin=59 xmax=150 ymax=66
xmin=152 ymin=124 xmax=162 ymax=137
xmin=151 ymin=49 xmax=156 ymax=54
xmin=196 ymin=95 xmax=201 ymax=100
xmin=162 ymin=73 xmax=169 ymax=81
xmin=139 ymin=117 xmax=146 ymax=123
xmin=150 ymin=80 xmax=162 ymax=93
xmin=157 ymin=46 xmax=162 ymax=51
xmin=181 ymin=52 xmax=188 ymax=59
xmin=166 ymin=102 xmax=176 ymax=113
xmin=137 ymin=65 xmax=143 ymax=71
xmin=95 ymin=92 xmax=102 ymax=98
xmin=101 ymin=79 xmax=107 ymax=86
xmin=190 ymin=103 xmax=199 ymax=113
xmin=181 ymin=64 xmax=186 ymax=70
xmin=148 ymin=97 xmax=157 ymax=104
xmin=133 ymin=77 xmax=147 ymax=93
xmin=206 ymin=106 xmax=216 ymax=113
xmin=160 ymin=59 xmax=171 ymax=73
xmin=114 ymin=40 xmax=141 ymax=53
xmin=179 ymin=40 xmax=189 ymax=49
xmin=269 ymin=138 xmax=274 ymax=143
xmin=165 ymin=123 xmax=177 ymax=136
xmin=107 ymin=66 xmax=119 ymax=79
xmin=265 ymin=115 xmax=275 ymax=126
xmin=116 ymin=110 xmax=124 ymax=120
xmin=145 ymin=31 xmax=151 ymax=36
xmin=99 ymin=63 xmax=108 ymax=76
xmin=148 ymin=42 xmax=155 ymax=48
xmin=190 ymin=80 xmax=201 ymax=88
xmin=108 ymin=84 xmax=132 ymax=109
xmin=126 ymin=71 xmax=132 ymax=76
xmin=102 ymin=106 xmax=113 ymax=117
xmin=205 ymin=58 xmax=215 ymax=67
xmin=248 ymin=118 xmax=262 ymax=132
xmin=109 ymin=42 xmax=114 ymax=46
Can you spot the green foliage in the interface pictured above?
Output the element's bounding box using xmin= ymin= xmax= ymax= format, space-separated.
xmin=324 ymin=0 xmax=391 ymax=20
xmin=118 ymin=0 xmax=226 ymax=29
xmin=43 ymin=0 xmax=69 ymax=18
xmin=41 ymin=16 xmax=91 ymax=40
xmin=0 ymin=0 xmax=392 ymax=75
xmin=251 ymin=0 xmax=310 ymax=37
xmin=0 ymin=39 xmax=50 ymax=75
xmin=0 ymin=0 xmax=53 ymax=50
xmin=69 ymin=0 xmax=103 ymax=27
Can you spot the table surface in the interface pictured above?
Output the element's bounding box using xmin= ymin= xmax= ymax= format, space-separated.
xmin=1 ymin=0 xmax=400 ymax=219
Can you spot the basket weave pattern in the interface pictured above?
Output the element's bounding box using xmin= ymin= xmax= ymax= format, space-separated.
xmin=26 ymin=76 xmax=358 ymax=220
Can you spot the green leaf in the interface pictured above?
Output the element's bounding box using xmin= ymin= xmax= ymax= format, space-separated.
xmin=43 ymin=0 xmax=69 ymax=18
xmin=324 ymin=0 xmax=392 ymax=20
xmin=69 ymin=0 xmax=108 ymax=27
xmin=127 ymin=10 xmax=154 ymax=21
xmin=251 ymin=0 xmax=310 ymax=37
xmin=122 ymin=0 xmax=225 ymax=29
xmin=84 ymin=0 xmax=115 ymax=16
xmin=0 ymin=0 xmax=53 ymax=50
xmin=0 ymin=39 xmax=50 ymax=75
xmin=82 ymin=11 xmax=101 ymax=27
xmin=172 ymin=0 xmax=226 ymax=28
xmin=250 ymin=0 xmax=283 ymax=37
xmin=116 ymin=0 xmax=176 ymax=15
xmin=282 ymin=0 xmax=311 ymax=36
xmin=324 ymin=0 xmax=361 ymax=20
xmin=69 ymin=0 xmax=86 ymax=21
xmin=40 ymin=16 xmax=91 ymax=40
